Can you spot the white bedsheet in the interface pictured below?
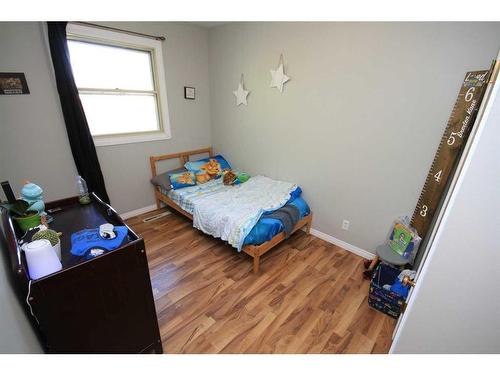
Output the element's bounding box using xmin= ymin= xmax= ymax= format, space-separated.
xmin=192 ymin=175 xmax=297 ymax=251
xmin=166 ymin=178 xmax=229 ymax=215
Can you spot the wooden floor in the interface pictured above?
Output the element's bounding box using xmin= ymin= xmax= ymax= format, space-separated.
xmin=126 ymin=209 xmax=396 ymax=354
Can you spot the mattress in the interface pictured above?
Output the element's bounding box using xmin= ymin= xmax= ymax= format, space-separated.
xmin=162 ymin=178 xmax=310 ymax=246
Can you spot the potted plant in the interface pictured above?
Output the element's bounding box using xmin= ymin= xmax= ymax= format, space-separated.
xmin=2 ymin=199 xmax=41 ymax=232
xmin=31 ymin=216 xmax=62 ymax=260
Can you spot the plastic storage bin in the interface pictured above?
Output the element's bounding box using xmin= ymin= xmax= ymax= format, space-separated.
xmin=368 ymin=263 xmax=406 ymax=319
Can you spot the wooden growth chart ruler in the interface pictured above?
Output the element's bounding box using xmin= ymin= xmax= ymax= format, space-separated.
xmin=410 ymin=68 xmax=492 ymax=243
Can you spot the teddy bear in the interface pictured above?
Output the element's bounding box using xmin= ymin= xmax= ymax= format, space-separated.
xmin=223 ymin=170 xmax=237 ymax=185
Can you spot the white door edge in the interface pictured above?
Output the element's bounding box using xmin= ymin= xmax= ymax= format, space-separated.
xmin=390 ymin=53 xmax=500 ymax=352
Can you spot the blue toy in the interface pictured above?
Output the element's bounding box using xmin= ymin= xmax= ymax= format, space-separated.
xmin=20 ymin=182 xmax=45 ymax=214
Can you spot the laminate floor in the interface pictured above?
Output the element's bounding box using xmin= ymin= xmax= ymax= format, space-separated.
xmin=126 ymin=209 xmax=396 ymax=354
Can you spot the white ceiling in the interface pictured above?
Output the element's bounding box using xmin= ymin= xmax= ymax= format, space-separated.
xmin=189 ymin=22 xmax=228 ymax=28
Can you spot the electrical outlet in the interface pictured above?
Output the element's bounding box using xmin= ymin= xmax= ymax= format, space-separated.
xmin=342 ymin=220 xmax=350 ymax=231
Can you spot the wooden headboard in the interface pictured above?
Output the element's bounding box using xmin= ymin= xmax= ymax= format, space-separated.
xmin=149 ymin=147 xmax=213 ymax=178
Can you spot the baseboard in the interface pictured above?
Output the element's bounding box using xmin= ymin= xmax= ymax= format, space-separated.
xmin=120 ymin=204 xmax=158 ymax=220
xmin=309 ymin=228 xmax=375 ymax=260
xmin=120 ymin=207 xmax=374 ymax=260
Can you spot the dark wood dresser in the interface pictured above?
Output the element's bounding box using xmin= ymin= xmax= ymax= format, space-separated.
xmin=0 ymin=193 xmax=162 ymax=353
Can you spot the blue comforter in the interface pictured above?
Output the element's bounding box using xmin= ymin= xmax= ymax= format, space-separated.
xmin=166 ymin=182 xmax=310 ymax=247
xmin=243 ymin=187 xmax=310 ymax=246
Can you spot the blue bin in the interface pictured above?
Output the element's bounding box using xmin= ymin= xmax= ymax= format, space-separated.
xmin=368 ymin=263 xmax=406 ymax=319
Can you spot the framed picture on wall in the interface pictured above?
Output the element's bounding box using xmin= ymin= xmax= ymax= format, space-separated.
xmin=184 ymin=86 xmax=195 ymax=100
xmin=0 ymin=73 xmax=30 ymax=95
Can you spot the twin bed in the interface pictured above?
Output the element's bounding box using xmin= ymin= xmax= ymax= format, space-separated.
xmin=149 ymin=147 xmax=312 ymax=272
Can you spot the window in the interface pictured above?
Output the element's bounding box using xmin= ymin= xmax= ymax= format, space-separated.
xmin=66 ymin=24 xmax=171 ymax=146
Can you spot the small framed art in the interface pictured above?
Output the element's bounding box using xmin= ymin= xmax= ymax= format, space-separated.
xmin=0 ymin=73 xmax=30 ymax=95
xmin=184 ymin=86 xmax=195 ymax=100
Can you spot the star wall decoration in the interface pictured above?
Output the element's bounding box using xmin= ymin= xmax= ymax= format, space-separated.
xmin=233 ymin=74 xmax=250 ymax=106
xmin=270 ymin=54 xmax=290 ymax=93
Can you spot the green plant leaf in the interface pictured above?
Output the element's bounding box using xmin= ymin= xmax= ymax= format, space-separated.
xmin=10 ymin=200 xmax=31 ymax=216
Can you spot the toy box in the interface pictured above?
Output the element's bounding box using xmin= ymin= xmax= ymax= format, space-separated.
xmin=368 ymin=263 xmax=406 ymax=319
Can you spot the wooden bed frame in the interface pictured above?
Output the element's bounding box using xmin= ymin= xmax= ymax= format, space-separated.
xmin=149 ymin=147 xmax=313 ymax=273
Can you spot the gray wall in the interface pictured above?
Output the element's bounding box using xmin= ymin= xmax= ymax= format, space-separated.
xmin=0 ymin=22 xmax=78 ymax=202
xmin=0 ymin=22 xmax=211 ymax=214
xmin=391 ymin=73 xmax=500 ymax=353
xmin=0 ymin=218 xmax=43 ymax=353
xmin=208 ymin=22 xmax=500 ymax=253
xmin=0 ymin=258 xmax=43 ymax=353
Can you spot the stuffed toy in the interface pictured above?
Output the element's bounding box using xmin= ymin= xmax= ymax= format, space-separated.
xmin=223 ymin=170 xmax=237 ymax=185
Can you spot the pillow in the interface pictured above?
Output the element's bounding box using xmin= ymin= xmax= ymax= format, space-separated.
xmin=150 ymin=167 xmax=187 ymax=191
xmin=194 ymin=171 xmax=212 ymax=184
xmin=184 ymin=155 xmax=231 ymax=184
xmin=169 ymin=171 xmax=196 ymax=190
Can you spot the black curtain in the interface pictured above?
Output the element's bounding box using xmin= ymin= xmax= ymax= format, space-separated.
xmin=47 ymin=22 xmax=110 ymax=204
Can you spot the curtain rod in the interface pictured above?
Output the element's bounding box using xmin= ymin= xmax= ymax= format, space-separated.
xmin=69 ymin=22 xmax=166 ymax=41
